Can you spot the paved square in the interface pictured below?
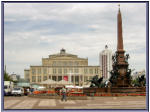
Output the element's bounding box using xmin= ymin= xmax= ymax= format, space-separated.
xmin=4 ymin=100 xmax=20 ymax=109
xmin=11 ymin=100 xmax=37 ymax=109
xmin=38 ymin=99 xmax=56 ymax=107
xmin=59 ymin=100 xmax=76 ymax=104
xmin=4 ymin=96 xmax=147 ymax=109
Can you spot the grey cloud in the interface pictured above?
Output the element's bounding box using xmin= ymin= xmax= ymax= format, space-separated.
xmin=4 ymin=3 xmax=146 ymax=77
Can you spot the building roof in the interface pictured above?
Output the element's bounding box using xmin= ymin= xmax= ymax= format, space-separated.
xmin=49 ymin=48 xmax=77 ymax=57
xmin=48 ymin=49 xmax=87 ymax=60
xmin=100 ymin=45 xmax=112 ymax=55
xmin=30 ymin=65 xmax=100 ymax=67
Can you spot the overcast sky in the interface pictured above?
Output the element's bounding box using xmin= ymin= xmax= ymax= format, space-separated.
xmin=4 ymin=3 xmax=147 ymax=78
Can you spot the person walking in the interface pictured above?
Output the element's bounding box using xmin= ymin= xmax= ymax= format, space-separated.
xmin=61 ymin=86 xmax=67 ymax=101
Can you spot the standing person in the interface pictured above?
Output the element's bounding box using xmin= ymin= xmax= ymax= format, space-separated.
xmin=27 ymin=88 xmax=30 ymax=95
xmin=30 ymin=88 xmax=34 ymax=94
xmin=61 ymin=86 xmax=67 ymax=101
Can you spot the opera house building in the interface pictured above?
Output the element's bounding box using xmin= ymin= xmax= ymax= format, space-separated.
xmin=24 ymin=49 xmax=102 ymax=87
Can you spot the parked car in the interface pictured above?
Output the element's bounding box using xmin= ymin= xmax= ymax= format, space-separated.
xmin=11 ymin=87 xmax=24 ymax=96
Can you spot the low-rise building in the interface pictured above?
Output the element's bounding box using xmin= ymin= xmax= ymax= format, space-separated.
xmin=10 ymin=73 xmax=20 ymax=82
xmin=24 ymin=69 xmax=30 ymax=82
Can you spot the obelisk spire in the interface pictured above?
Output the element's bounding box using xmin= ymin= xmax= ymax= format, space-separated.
xmin=117 ymin=4 xmax=124 ymax=51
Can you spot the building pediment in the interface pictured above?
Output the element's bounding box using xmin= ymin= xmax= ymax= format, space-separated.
xmin=48 ymin=49 xmax=83 ymax=60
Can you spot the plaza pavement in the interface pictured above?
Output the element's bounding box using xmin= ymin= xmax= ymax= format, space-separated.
xmin=4 ymin=96 xmax=146 ymax=109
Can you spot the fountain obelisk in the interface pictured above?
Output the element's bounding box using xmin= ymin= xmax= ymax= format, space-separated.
xmin=110 ymin=5 xmax=131 ymax=87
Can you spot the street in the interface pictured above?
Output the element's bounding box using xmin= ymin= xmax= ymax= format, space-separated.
xmin=4 ymin=96 xmax=146 ymax=109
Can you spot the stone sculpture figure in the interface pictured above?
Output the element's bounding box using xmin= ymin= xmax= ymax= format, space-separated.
xmin=138 ymin=75 xmax=146 ymax=87
xmin=88 ymin=75 xmax=103 ymax=88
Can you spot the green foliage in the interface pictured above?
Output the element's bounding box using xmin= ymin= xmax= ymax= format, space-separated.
xmin=131 ymin=79 xmax=140 ymax=87
xmin=4 ymin=71 xmax=12 ymax=81
xmin=132 ymin=75 xmax=146 ymax=87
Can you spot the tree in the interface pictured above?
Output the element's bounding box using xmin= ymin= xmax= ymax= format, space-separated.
xmin=132 ymin=75 xmax=146 ymax=87
xmin=4 ymin=71 xmax=12 ymax=81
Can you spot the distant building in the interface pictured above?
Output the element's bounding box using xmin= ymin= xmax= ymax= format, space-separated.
xmin=100 ymin=45 xmax=112 ymax=80
xmin=10 ymin=73 xmax=20 ymax=81
xmin=24 ymin=49 xmax=102 ymax=86
xmin=24 ymin=69 xmax=30 ymax=82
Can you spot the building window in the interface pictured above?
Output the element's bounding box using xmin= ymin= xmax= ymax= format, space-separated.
xmin=89 ymin=69 xmax=93 ymax=74
xmin=43 ymin=76 xmax=47 ymax=81
xmin=95 ymin=68 xmax=98 ymax=74
xmin=52 ymin=61 xmax=56 ymax=66
xmin=53 ymin=68 xmax=56 ymax=74
xmin=38 ymin=68 xmax=41 ymax=75
xmin=84 ymin=68 xmax=88 ymax=74
xmin=68 ymin=61 xmax=73 ymax=66
xmin=80 ymin=75 xmax=82 ymax=81
xmin=49 ymin=76 xmax=51 ymax=79
xmin=75 ymin=76 xmax=79 ymax=83
xmin=32 ymin=69 xmax=36 ymax=75
xmin=84 ymin=76 xmax=88 ymax=82
xmin=64 ymin=69 xmax=67 ymax=74
xmin=69 ymin=69 xmax=73 ymax=73
xmin=38 ymin=76 xmax=41 ymax=82
xmin=43 ymin=68 xmax=47 ymax=74
xmin=60 ymin=61 xmax=62 ymax=66
xmin=74 ymin=61 xmax=79 ymax=66
xmin=58 ymin=76 xmax=62 ymax=81
xmin=64 ymin=61 xmax=67 ymax=66
xmin=32 ymin=76 xmax=36 ymax=82
xmin=57 ymin=61 xmax=61 ymax=66
xmin=58 ymin=68 xmax=62 ymax=74
xmin=52 ymin=76 xmax=56 ymax=81
xmin=71 ymin=76 xmax=74 ymax=82
xmin=74 ymin=68 xmax=79 ymax=73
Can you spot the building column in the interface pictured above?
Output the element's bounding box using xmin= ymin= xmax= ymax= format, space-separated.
xmin=56 ymin=75 xmax=58 ymax=82
xmin=35 ymin=69 xmax=37 ymax=83
xmin=79 ymin=74 xmax=82 ymax=86
xmin=51 ymin=74 xmax=52 ymax=80
xmin=74 ymin=75 xmax=75 ymax=85
xmin=78 ymin=75 xmax=79 ymax=86
xmin=82 ymin=74 xmax=84 ymax=86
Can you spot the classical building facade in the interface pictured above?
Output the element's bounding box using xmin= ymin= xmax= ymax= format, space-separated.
xmin=24 ymin=49 xmax=102 ymax=86
xmin=100 ymin=45 xmax=112 ymax=80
